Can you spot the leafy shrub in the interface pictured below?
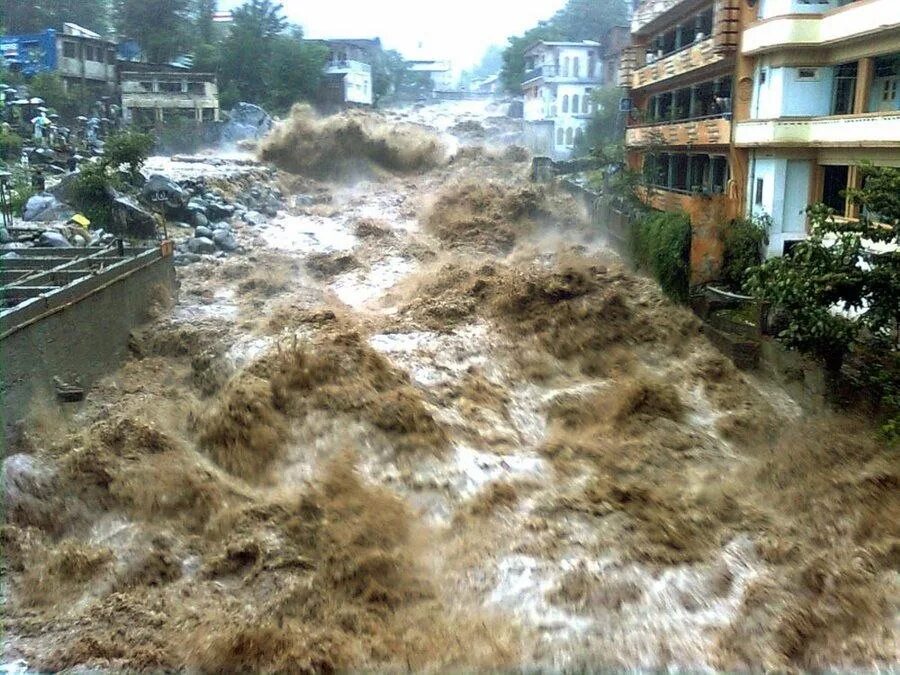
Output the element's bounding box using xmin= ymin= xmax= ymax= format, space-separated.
xmin=719 ymin=215 xmax=770 ymax=290
xmin=8 ymin=170 xmax=35 ymax=217
xmin=69 ymin=163 xmax=119 ymax=225
xmin=0 ymin=129 xmax=23 ymax=160
xmin=102 ymin=130 xmax=155 ymax=177
xmin=633 ymin=210 xmax=692 ymax=301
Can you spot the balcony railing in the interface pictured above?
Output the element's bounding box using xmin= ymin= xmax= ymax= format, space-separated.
xmin=522 ymin=64 xmax=601 ymax=85
xmin=626 ymin=114 xmax=732 ymax=146
xmin=742 ymin=0 xmax=900 ymax=55
xmin=734 ymin=111 xmax=900 ymax=147
xmin=631 ymin=37 xmax=725 ymax=90
xmin=632 ymin=0 xmax=686 ymax=34
xmin=325 ymin=59 xmax=371 ymax=74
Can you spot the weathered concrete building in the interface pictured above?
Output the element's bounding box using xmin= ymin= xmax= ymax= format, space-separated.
xmin=312 ymin=39 xmax=380 ymax=107
xmin=120 ymin=67 xmax=220 ymax=125
xmin=0 ymin=23 xmax=117 ymax=95
xmin=624 ymin=0 xmax=900 ymax=279
xmin=624 ymin=0 xmax=748 ymax=283
xmin=735 ymin=0 xmax=900 ymax=257
xmin=522 ymin=40 xmax=605 ymax=158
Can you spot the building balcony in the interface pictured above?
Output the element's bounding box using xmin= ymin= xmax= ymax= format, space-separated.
xmin=626 ymin=114 xmax=731 ymax=146
xmin=325 ymin=59 xmax=371 ymax=74
xmin=734 ymin=111 xmax=900 ymax=147
xmin=522 ymin=64 xmax=601 ymax=86
xmin=631 ymin=37 xmax=726 ymax=90
xmin=742 ymin=0 xmax=899 ymax=55
xmin=632 ymin=0 xmax=690 ymax=34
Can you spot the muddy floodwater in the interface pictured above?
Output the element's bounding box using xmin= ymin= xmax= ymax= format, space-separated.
xmin=2 ymin=101 xmax=897 ymax=672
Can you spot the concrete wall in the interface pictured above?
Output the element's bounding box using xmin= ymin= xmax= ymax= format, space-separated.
xmin=752 ymin=63 xmax=834 ymax=118
xmin=343 ymin=70 xmax=373 ymax=105
xmin=0 ymin=251 xmax=176 ymax=440
xmin=757 ymin=0 xmax=841 ymax=20
xmin=748 ymin=155 xmax=812 ymax=256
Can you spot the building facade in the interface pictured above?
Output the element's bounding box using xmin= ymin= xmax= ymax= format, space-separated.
xmin=522 ymin=41 xmax=604 ymax=158
xmin=735 ymin=0 xmax=900 ymax=257
xmin=625 ymin=0 xmax=900 ymax=281
xmin=313 ymin=39 xmax=380 ymax=107
xmin=120 ymin=68 xmax=220 ymax=125
xmin=1 ymin=24 xmax=117 ymax=95
xmin=624 ymin=0 xmax=748 ymax=283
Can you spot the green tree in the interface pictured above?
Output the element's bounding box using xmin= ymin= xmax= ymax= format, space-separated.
xmin=193 ymin=0 xmax=218 ymax=43
xmin=576 ymin=86 xmax=627 ymax=158
xmin=115 ymin=0 xmax=192 ymax=63
xmin=371 ymin=48 xmax=407 ymax=104
xmin=746 ymin=164 xmax=899 ymax=372
xmin=2 ymin=0 xmax=111 ymax=34
xmin=266 ymin=35 xmax=328 ymax=112
xmin=218 ymin=0 xmax=287 ymax=105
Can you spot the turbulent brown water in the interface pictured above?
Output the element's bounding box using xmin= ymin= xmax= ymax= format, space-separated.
xmin=3 ymin=101 xmax=898 ymax=672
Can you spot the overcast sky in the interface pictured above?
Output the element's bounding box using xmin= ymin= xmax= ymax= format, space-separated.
xmin=219 ymin=0 xmax=567 ymax=69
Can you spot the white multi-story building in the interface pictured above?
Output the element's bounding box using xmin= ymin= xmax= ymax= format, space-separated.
xmin=735 ymin=0 xmax=900 ymax=257
xmin=521 ymin=40 xmax=604 ymax=158
xmin=313 ymin=39 xmax=379 ymax=107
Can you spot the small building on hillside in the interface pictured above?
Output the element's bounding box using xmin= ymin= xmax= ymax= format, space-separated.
xmin=120 ymin=65 xmax=219 ymax=125
xmin=521 ymin=40 xmax=604 ymax=158
xmin=310 ymin=38 xmax=381 ymax=108
xmin=1 ymin=23 xmax=117 ymax=95
xmin=406 ymin=59 xmax=455 ymax=93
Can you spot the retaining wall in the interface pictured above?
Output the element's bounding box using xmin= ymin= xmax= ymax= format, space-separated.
xmin=0 ymin=246 xmax=176 ymax=440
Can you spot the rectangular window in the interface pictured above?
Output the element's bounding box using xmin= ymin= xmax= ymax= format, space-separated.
xmin=759 ymin=68 xmax=767 ymax=85
xmin=755 ymin=178 xmax=764 ymax=206
xmin=63 ymin=41 xmax=76 ymax=58
xmin=822 ymin=165 xmax=849 ymax=214
xmin=796 ymin=68 xmax=819 ymax=81
xmin=159 ymin=81 xmax=182 ymax=93
xmin=832 ymin=62 xmax=857 ymax=115
xmin=711 ymin=156 xmax=728 ymax=194
xmin=883 ymin=79 xmax=897 ymax=102
xmin=187 ymin=82 xmax=205 ymax=94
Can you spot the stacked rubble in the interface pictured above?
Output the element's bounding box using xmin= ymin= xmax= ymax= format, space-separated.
xmin=5 ymin=163 xmax=286 ymax=266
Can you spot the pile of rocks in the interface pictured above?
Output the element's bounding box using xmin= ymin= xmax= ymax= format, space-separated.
xmin=9 ymin=165 xmax=286 ymax=261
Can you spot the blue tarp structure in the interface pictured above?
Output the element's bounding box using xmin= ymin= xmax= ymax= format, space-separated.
xmin=1 ymin=30 xmax=58 ymax=77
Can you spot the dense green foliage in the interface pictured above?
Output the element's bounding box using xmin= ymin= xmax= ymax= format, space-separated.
xmin=576 ymin=86 xmax=626 ymax=159
xmin=69 ymin=163 xmax=119 ymax=225
xmin=102 ymin=129 xmax=154 ymax=176
xmin=719 ymin=215 xmax=769 ymax=291
xmin=7 ymin=168 xmax=36 ymax=217
xmin=0 ymin=128 xmax=24 ymax=160
xmin=500 ymin=0 xmax=629 ymax=93
xmin=2 ymin=0 xmax=112 ymax=33
xmin=114 ymin=0 xmax=193 ymax=63
xmin=634 ymin=210 xmax=692 ymax=301
xmin=745 ymin=164 xmax=899 ymax=437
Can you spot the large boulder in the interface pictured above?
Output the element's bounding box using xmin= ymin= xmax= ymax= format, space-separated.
xmin=187 ymin=236 xmax=216 ymax=255
xmin=206 ymin=202 xmax=235 ymax=221
xmin=212 ymin=229 xmax=238 ymax=252
xmin=221 ymin=102 xmax=274 ymax=143
xmin=110 ymin=194 xmax=158 ymax=239
xmin=140 ymin=174 xmax=187 ymax=214
xmin=23 ymin=193 xmax=59 ymax=221
xmin=38 ymin=230 xmax=71 ymax=247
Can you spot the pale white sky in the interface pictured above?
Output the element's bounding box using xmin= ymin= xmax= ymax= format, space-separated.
xmin=219 ymin=0 xmax=567 ymax=69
